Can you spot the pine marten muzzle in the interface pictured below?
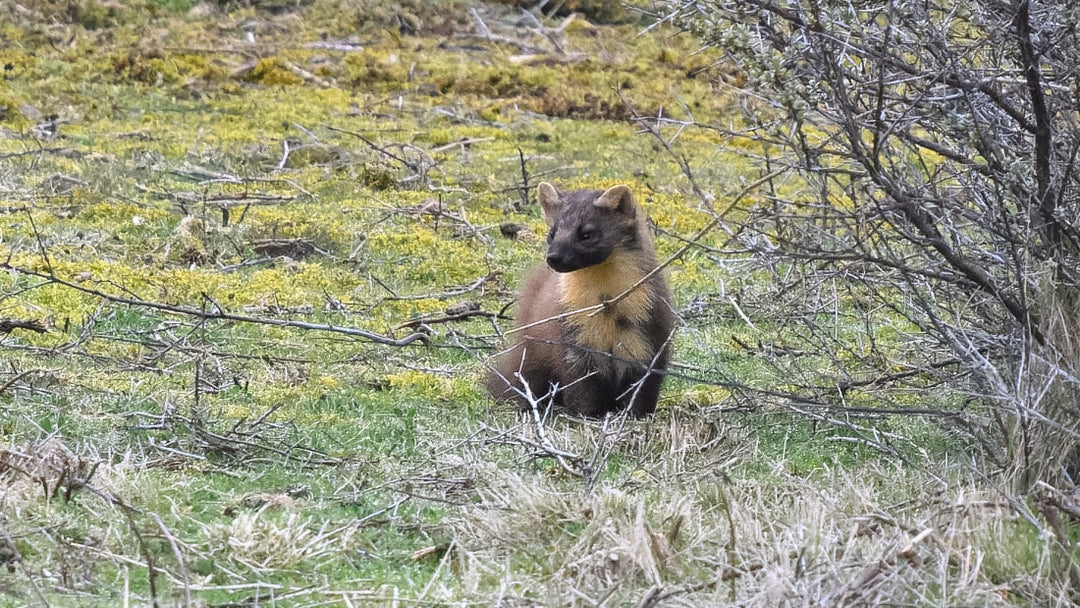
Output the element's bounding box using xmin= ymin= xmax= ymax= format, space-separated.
xmin=487 ymin=182 xmax=675 ymax=417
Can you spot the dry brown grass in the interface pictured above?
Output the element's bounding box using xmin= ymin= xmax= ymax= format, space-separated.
xmin=1 ymin=410 xmax=1076 ymax=606
xmin=426 ymin=410 xmax=1075 ymax=607
xmin=203 ymin=510 xmax=357 ymax=572
xmin=0 ymin=437 xmax=105 ymax=505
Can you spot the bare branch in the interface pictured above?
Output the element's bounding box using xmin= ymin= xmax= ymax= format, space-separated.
xmin=2 ymin=263 xmax=429 ymax=347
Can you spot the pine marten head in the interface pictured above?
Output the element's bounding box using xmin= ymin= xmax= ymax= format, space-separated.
xmin=537 ymin=182 xmax=644 ymax=273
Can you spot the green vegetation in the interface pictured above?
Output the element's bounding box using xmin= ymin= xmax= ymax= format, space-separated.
xmin=0 ymin=0 xmax=1072 ymax=605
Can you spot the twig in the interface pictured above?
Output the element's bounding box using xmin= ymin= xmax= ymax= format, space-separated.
xmin=838 ymin=529 xmax=933 ymax=606
xmin=517 ymin=148 xmax=531 ymax=209
xmin=135 ymin=184 xmax=297 ymax=208
xmin=636 ymin=557 xmax=780 ymax=608
xmin=459 ymin=8 xmax=550 ymax=54
xmin=519 ymin=7 xmax=569 ymax=54
xmin=588 ymin=168 xmax=786 ymax=315
xmin=24 ymin=208 xmax=53 ymax=275
xmin=372 ymin=271 xmax=501 ymax=306
xmin=636 ymin=578 xmax=719 ymax=608
xmin=356 ymin=496 xmax=409 ymax=527
xmin=148 ymin=513 xmax=192 ymax=607
xmin=2 ymin=527 xmax=48 ymax=607
xmin=189 ymin=421 xmax=341 ymax=466
xmin=283 ymin=60 xmax=334 ymax=88
xmin=519 ymin=374 xmax=584 ymax=477
xmin=620 ymin=91 xmax=710 ymax=208
xmin=429 ymin=137 xmax=495 ymax=153
xmin=417 ymin=539 xmax=455 ymax=601
xmin=323 ymin=124 xmax=428 ymax=173
xmin=106 ymin=495 xmax=160 ymax=608
xmin=277 ymin=138 xmax=292 ymax=170
xmin=2 ymin=264 xmax=429 ymax=347
xmin=0 ymin=147 xmax=71 ymax=160
xmin=727 ymin=295 xmax=757 ymax=330
xmin=0 ymin=318 xmax=48 ymax=334
xmin=161 ymin=166 xmax=313 ymax=198
xmin=395 ymin=309 xmax=506 ymax=330
xmin=583 ymin=331 xmax=675 ymax=491
xmin=0 ymin=369 xmax=38 ymax=397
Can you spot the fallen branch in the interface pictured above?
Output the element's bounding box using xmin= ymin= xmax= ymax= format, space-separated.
xmin=3 ymin=264 xmax=429 ymax=347
xmin=0 ymin=147 xmax=77 ymax=161
xmin=0 ymin=318 xmax=48 ymax=334
xmin=283 ymin=60 xmax=334 ymax=88
xmin=458 ymin=7 xmax=551 ymax=55
xmin=135 ymin=184 xmax=298 ymax=209
xmin=0 ymin=369 xmax=40 ymax=398
xmin=370 ymin=271 xmax=502 ymax=305
xmin=160 ymin=164 xmax=314 ymax=198
xmin=429 ymin=137 xmax=495 ymax=153
xmin=395 ymin=308 xmax=508 ymax=330
xmin=323 ymin=124 xmax=433 ymax=175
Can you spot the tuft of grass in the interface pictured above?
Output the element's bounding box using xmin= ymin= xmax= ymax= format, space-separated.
xmin=434 ymin=411 xmax=1053 ymax=606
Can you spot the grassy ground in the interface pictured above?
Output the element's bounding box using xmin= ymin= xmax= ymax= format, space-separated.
xmin=0 ymin=0 xmax=1074 ymax=605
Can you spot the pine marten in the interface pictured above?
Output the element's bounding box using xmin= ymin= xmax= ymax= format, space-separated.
xmin=488 ymin=182 xmax=674 ymax=417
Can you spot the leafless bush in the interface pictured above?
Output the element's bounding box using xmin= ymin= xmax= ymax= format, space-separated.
xmin=657 ymin=1 xmax=1080 ymax=499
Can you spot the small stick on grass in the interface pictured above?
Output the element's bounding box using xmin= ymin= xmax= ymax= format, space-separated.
xmin=395 ymin=309 xmax=506 ymax=330
xmin=517 ymin=148 xmax=531 ymax=209
xmin=148 ymin=513 xmax=192 ymax=608
xmin=489 ymin=363 xmax=585 ymax=478
xmin=0 ymin=368 xmax=38 ymax=397
xmin=2 ymin=264 xmax=430 ymax=347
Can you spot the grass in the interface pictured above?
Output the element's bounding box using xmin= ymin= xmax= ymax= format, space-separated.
xmin=0 ymin=0 xmax=1076 ymax=605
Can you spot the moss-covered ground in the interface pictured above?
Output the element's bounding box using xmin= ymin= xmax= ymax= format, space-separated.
xmin=0 ymin=1 xmax=1071 ymax=606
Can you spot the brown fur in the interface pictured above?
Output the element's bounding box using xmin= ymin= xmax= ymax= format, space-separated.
xmin=487 ymin=182 xmax=674 ymax=417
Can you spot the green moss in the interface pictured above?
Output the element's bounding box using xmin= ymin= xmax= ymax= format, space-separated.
xmin=343 ymin=50 xmax=411 ymax=90
xmin=148 ymin=0 xmax=194 ymax=12
xmin=65 ymin=0 xmax=134 ymax=29
xmin=248 ymin=57 xmax=305 ymax=86
xmin=0 ymin=95 xmax=28 ymax=127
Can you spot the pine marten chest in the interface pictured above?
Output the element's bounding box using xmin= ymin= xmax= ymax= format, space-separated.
xmin=559 ymin=251 xmax=656 ymax=363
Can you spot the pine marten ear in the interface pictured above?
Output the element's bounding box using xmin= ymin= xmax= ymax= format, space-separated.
xmin=594 ymin=185 xmax=636 ymax=217
xmin=537 ymin=182 xmax=561 ymax=229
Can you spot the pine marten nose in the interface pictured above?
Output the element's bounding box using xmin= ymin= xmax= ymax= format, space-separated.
xmin=546 ymin=251 xmax=572 ymax=273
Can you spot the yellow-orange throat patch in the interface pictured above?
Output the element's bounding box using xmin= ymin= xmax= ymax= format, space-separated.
xmin=559 ymin=251 xmax=656 ymax=362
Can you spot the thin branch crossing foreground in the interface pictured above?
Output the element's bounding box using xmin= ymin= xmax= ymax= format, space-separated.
xmin=2 ymin=263 xmax=429 ymax=347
